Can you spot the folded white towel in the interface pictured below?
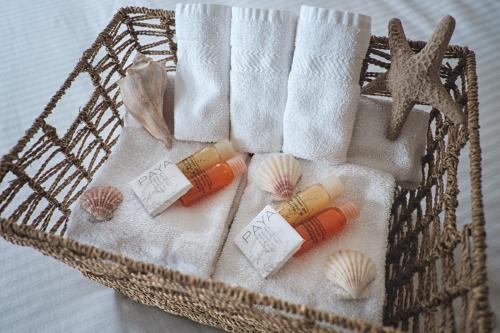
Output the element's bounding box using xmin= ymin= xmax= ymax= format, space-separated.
xmin=174 ymin=3 xmax=231 ymax=142
xmin=66 ymin=125 xmax=246 ymax=278
xmin=214 ymin=154 xmax=395 ymax=324
xmin=229 ymin=7 xmax=297 ymax=153
xmin=348 ymin=96 xmax=429 ymax=189
xmin=282 ymin=6 xmax=371 ymax=163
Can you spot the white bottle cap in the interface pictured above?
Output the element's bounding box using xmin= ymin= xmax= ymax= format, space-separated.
xmin=319 ymin=175 xmax=344 ymax=200
xmin=214 ymin=140 xmax=236 ymax=161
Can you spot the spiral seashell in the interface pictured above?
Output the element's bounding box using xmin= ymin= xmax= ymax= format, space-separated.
xmin=325 ymin=250 xmax=376 ymax=300
xmin=256 ymin=154 xmax=302 ymax=200
xmin=80 ymin=186 xmax=123 ymax=222
xmin=118 ymin=52 xmax=173 ymax=148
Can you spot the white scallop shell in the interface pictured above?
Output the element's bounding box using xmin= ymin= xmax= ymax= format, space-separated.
xmin=118 ymin=52 xmax=173 ymax=148
xmin=325 ymin=250 xmax=377 ymax=300
xmin=80 ymin=186 xmax=123 ymax=222
xmin=256 ymin=154 xmax=302 ymax=199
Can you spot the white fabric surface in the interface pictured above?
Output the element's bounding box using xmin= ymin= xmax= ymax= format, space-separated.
xmin=1 ymin=1 xmax=500 ymax=332
xmin=66 ymin=125 xmax=245 ymax=278
xmin=347 ymin=96 xmax=429 ymax=189
xmin=282 ymin=6 xmax=371 ymax=163
xmin=174 ymin=3 xmax=232 ymax=142
xmin=229 ymin=7 xmax=296 ymax=153
xmin=214 ymin=154 xmax=395 ymax=324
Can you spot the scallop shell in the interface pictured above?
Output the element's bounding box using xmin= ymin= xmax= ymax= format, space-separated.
xmin=325 ymin=250 xmax=376 ymax=300
xmin=80 ymin=186 xmax=123 ymax=222
xmin=118 ymin=52 xmax=173 ymax=148
xmin=256 ymin=154 xmax=302 ymax=199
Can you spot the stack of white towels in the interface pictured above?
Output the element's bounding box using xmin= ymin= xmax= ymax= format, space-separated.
xmin=67 ymin=3 xmax=432 ymax=325
xmin=174 ymin=3 xmax=429 ymax=187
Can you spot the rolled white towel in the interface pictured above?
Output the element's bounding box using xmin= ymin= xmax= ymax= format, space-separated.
xmin=348 ymin=96 xmax=429 ymax=189
xmin=174 ymin=3 xmax=231 ymax=142
xmin=230 ymin=7 xmax=297 ymax=153
xmin=282 ymin=6 xmax=371 ymax=163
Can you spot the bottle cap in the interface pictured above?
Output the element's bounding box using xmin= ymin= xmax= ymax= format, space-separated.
xmin=226 ymin=154 xmax=247 ymax=177
xmin=319 ymin=175 xmax=344 ymax=200
xmin=338 ymin=202 xmax=360 ymax=223
xmin=214 ymin=140 xmax=236 ymax=161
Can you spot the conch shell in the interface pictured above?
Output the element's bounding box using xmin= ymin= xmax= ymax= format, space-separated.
xmin=118 ymin=52 xmax=173 ymax=148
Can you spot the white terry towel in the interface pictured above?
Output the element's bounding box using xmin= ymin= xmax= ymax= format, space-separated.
xmin=214 ymin=154 xmax=395 ymax=324
xmin=230 ymin=7 xmax=297 ymax=153
xmin=174 ymin=3 xmax=231 ymax=142
xmin=348 ymin=96 xmax=429 ymax=189
xmin=282 ymin=6 xmax=371 ymax=163
xmin=66 ymin=124 xmax=246 ymax=278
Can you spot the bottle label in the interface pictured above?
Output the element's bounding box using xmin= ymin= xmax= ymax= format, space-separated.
xmin=301 ymin=217 xmax=327 ymax=244
xmin=190 ymin=170 xmax=213 ymax=194
xmin=177 ymin=156 xmax=202 ymax=179
xmin=280 ymin=196 xmax=309 ymax=221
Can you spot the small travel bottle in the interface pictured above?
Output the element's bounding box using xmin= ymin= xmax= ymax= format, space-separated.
xmin=293 ymin=202 xmax=360 ymax=256
xmin=180 ymin=155 xmax=247 ymax=206
xmin=277 ymin=175 xmax=344 ymax=226
xmin=176 ymin=140 xmax=236 ymax=178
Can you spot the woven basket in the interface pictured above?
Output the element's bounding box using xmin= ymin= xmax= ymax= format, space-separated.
xmin=0 ymin=7 xmax=493 ymax=332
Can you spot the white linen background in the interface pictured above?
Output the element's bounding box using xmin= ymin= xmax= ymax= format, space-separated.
xmin=1 ymin=0 xmax=499 ymax=332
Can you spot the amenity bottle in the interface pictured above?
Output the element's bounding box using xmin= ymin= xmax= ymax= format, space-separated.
xmin=176 ymin=140 xmax=236 ymax=178
xmin=293 ymin=202 xmax=359 ymax=256
xmin=180 ymin=155 xmax=247 ymax=206
xmin=277 ymin=175 xmax=344 ymax=226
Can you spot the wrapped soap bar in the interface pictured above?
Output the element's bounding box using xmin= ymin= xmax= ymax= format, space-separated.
xmin=235 ymin=205 xmax=304 ymax=278
xmin=130 ymin=157 xmax=193 ymax=216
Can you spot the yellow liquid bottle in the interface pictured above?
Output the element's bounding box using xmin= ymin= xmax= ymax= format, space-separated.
xmin=176 ymin=140 xmax=235 ymax=178
xmin=277 ymin=175 xmax=344 ymax=226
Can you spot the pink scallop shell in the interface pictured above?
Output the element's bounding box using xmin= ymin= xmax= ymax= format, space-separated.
xmin=80 ymin=186 xmax=123 ymax=222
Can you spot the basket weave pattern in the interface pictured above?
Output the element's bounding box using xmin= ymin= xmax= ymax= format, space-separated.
xmin=0 ymin=7 xmax=493 ymax=332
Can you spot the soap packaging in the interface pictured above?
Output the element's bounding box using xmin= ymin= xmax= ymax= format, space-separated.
xmin=235 ymin=205 xmax=304 ymax=278
xmin=130 ymin=157 xmax=193 ymax=216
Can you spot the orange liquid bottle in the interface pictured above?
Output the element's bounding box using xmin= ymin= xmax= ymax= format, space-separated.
xmin=294 ymin=202 xmax=359 ymax=256
xmin=180 ymin=155 xmax=247 ymax=206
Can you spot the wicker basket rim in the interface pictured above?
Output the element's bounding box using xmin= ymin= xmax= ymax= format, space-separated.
xmin=0 ymin=6 xmax=492 ymax=332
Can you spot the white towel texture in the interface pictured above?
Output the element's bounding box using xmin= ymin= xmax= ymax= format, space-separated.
xmin=66 ymin=125 xmax=246 ymax=278
xmin=348 ymin=96 xmax=429 ymax=189
xmin=214 ymin=154 xmax=395 ymax=324
xmin=229 ymin=8 xmax=297 ymax=153
xmin=174 ymin=3 xmax=231 ymax=142
xmin=282 ymin=6 xmax=371 ymax=163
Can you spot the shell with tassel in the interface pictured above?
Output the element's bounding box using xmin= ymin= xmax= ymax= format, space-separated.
xmin=325 ymin=250 xmax=377 ymax=300
xmin=256 ymin=154 xmax=302 ymax=200
xmin=118 ymin=52 xmax=173 ymax=148
xmin=80 ymin=186 xmax=123 ymax=222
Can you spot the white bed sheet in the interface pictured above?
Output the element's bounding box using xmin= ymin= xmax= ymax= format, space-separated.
xmin=1 ymin=0 xmax=499 ymax=332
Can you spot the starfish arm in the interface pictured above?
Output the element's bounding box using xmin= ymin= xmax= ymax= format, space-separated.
xmin=387 ymin=96 xmax=415 ymax=140
xmin=362 ymin=72 xmax=389 ymax=94
xmin=424 ymin=83 xmax=465 ymax=124
xmin=388 ymin=18 xmax=413 ymax=58
xmin=416 ymin=15 xmax=455 ymax=70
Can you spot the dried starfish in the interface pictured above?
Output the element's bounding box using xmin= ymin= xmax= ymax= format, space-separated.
xmin=362 ymin=15 xmax=465 ymax=140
